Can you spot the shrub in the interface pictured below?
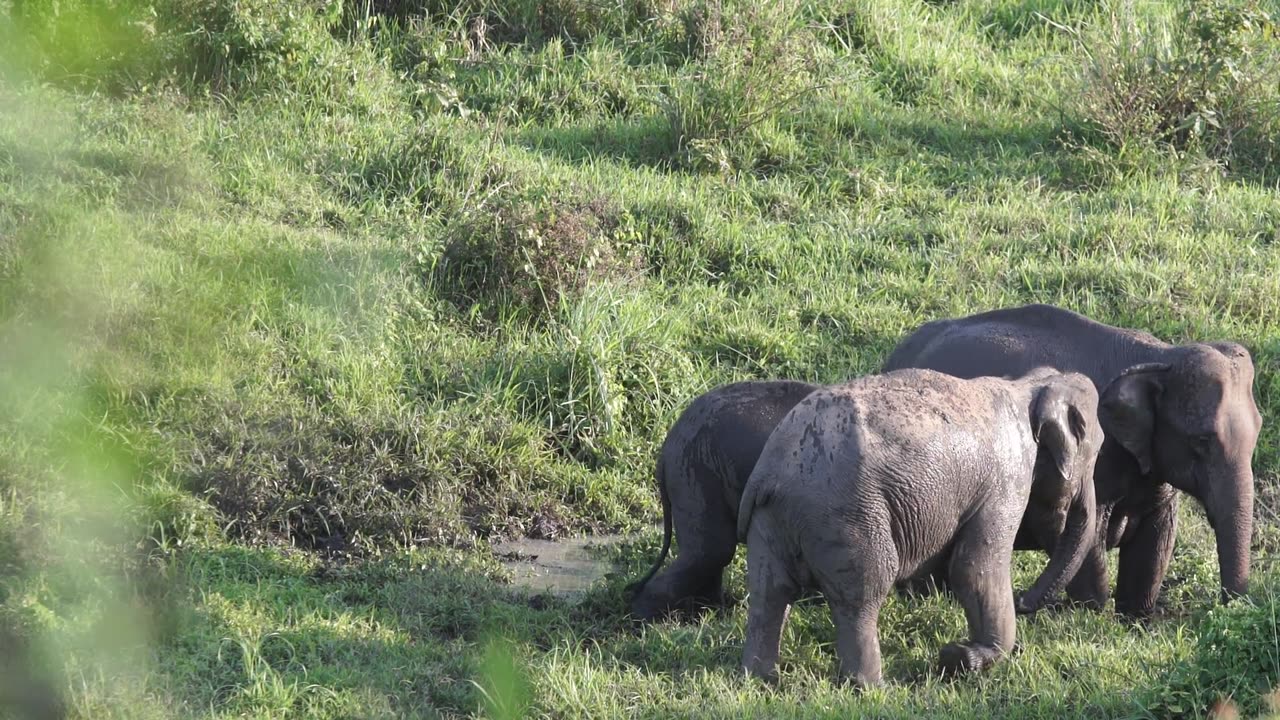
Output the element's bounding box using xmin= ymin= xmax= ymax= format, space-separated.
xmin=1067 ymin=0 xmax=1280 ymax=175
xmin=4 ymin=0 xmax=167 ymax=90
xmin=5 ymin=0 xmax=349 ymax=91
xmin=344 ymin=0 xmax=673 ymax=48
xmin=1148 ymin=584 xmax=1280 ymax=718
xmin=662 ymin=0 xmax=829 ymax=172
xmin=432 ymin=187 xmax=645 ymax=323
xmin=160 ymin=0 xmax=346 ymax=88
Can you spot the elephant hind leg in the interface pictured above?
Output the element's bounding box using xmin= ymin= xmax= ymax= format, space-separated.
xmin=633 ymin=546 xmax=735 ymax=620
xmin=940 ymin=520 xmax=1016 ymax=676
xmin=633 ymin=488 xmax=739 ymax=621
xmin=741 ymin=515 xmax=799 ymax=684
xmin=812 ymin=532 xmax=895 ymax=688
xmin=828 ymin=590 xmax=889 ymax=689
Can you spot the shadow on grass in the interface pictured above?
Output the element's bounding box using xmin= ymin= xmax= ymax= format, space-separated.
xmin=516 ymin=115 xmax=679 ymax=173
xmin=831 ymin=109 xmax=1108 ymax=194
xmin=689 ymin=317 xmax=903 ymax=383
xmin=517 ymin=99 xmax=1113 ymax=201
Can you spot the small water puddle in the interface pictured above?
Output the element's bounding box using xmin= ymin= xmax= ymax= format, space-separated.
xmin=492 ymin=534 xmax=635 ymax=597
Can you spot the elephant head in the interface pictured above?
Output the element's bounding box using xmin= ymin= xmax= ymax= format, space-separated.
xmin=1100 ymin=343 xmax=1262 ymax=602
xmin=1017 ymin=372 xmax=1103 ymax=613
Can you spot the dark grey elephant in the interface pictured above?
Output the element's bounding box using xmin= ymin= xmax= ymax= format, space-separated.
xmin=739 ymin=369 xmax=1102 ymax=686
xmin=884 ymin=304 xmax=1262 ymax=616
xmin=629 ymin=380 xmax=819 ymax=621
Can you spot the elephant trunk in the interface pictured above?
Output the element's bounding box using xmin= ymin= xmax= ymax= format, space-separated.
xmin=1207 ymin=469 xmax=1253 ymax=603
xmin=1017 ymin=475 xmax=1097 ymax=614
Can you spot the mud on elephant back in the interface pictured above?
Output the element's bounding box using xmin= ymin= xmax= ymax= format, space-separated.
xmin=884 ymin=303 xmax=1263 ymax=617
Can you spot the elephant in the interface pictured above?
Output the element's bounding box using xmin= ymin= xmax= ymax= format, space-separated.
xmin=629 ymin=380 xmax=820 ymax=621
xmin=884 ymin=304 xmax=1262 ymax=616
xmin=739 ymin=368 xmax=1103 ymax=687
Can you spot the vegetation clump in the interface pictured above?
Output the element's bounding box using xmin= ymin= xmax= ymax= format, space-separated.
xmin=1149 ymin=583 xmax=1280 ymax=718
xmin=663 ymin=0 xmax=830 ymax=172
xmin=1068 ymin=0 xmax=1280 ymax=178
xmin=434 ymin=188 xmax=644 ymax=322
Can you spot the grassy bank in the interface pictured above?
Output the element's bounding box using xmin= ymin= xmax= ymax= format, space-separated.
xmin=2 ymin=0 xmax=1280 ymax=716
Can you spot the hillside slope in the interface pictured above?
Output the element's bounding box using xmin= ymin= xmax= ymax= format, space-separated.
xmin=3 ymin=0 xmax=1280 ymax=717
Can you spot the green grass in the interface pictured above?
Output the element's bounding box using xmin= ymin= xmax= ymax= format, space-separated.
xmin=3 ymin=0 xmax=1280 ymax=717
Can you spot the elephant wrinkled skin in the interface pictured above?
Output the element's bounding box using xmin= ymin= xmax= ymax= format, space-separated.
xmin=629 ymin=380 xmax=819 ymax=621
xmin=738 ymin=368 xmax=1103 ymax=686
xmin=884 ymin=304 xmax=1263 ymax=616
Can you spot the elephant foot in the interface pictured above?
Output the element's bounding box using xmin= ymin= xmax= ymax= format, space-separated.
xmin=835 ymin=671 xmax=884 ymax=692
xmin=742 ymin=663 xmax=780 ymax=687
xmin=631 ymin=588 xmax=730 ymax=624
xmin=1114 ymin=596 xmax=1159 ymax=620
xmin=1016 ymin=590 xmax=1109 ymax=616
xmin=937 ymin=642 xmax=1000 ymax=677
xmin=1115 ymin=605 xmax=1158 ymax=625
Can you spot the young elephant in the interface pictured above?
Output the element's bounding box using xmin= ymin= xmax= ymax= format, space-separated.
xmin=629 ymin=380 xmax=820 ymax=621
xmin=739 ymin=368 xmax=1102 ymax=687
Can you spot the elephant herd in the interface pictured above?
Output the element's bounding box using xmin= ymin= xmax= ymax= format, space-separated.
xmin=627 ymin=304 xmax=1262 ymax=687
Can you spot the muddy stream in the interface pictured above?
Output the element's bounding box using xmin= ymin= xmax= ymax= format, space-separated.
xmin=492 ymin=534 xmax=637 ymax=597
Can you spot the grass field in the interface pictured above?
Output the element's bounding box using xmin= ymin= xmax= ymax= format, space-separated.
xmin=4 ymin=0 xmax=1280 ymax=717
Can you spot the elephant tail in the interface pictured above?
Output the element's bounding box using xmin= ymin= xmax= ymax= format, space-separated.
xmin=736 ymin=476 xmax=760 ymax=544
xmin=627 ymin=461 xmax=674 ymax=597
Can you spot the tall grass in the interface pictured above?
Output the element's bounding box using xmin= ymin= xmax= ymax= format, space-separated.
xmin=1060 ymin=0 xmax=1280 ymax=179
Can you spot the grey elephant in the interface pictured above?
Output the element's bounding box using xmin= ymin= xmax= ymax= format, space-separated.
xmin=629 ymin=380 xmax=819 ymax=621
xmin=739 ymin=368 xmax=1103 ymax=687
xmin=884 ymin=304 xmax=1262 ymax=616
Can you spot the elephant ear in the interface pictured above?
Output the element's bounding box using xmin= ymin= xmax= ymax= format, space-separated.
xmin=1032 ymin=383 xmax=1087 ymax=482
xmin=1099 ymin=363 xmax=1170 ymax=476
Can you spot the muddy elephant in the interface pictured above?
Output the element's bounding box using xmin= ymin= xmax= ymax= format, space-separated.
xmin=739 ymin=368 xmax=1103 ymax=686
xmin=629 ymin=380 xmax=820 ymax=621
xmin=884 ymin=304 xmax=1262 ymax=616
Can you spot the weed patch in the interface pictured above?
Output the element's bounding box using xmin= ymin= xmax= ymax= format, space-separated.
xmin=1063 ymin=0 xmax=1280 ymax=180
xmin=433 ymin=186 xmax=645 ymax=323
xmin=663 ymin=0 xmax=830 ymax=172
xmin=1149 ymin=580 xmax=1280 ymax=718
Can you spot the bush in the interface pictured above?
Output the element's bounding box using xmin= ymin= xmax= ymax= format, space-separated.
xmin=5 ymin=0 xmax=349 ymax=91
xmin=1067 ymin=0 xmax=1280 ymax=175
xmin=4 ymin=0 xmax=167 ymax=90
xmin=345 ymin=0 xmax=672 ymax=48
xmin=1148 ymin=585 xmax=1280 ymax=718
xmin=160 ymin=0 xmax=346 ymax=88
xmin=432 ymin=187 xmax=645 ymax=323
xmin=662 ymin=0 xmax=828 ymax=172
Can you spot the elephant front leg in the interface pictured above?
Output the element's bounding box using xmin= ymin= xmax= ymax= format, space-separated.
xmin=1062 ymin=540 xmax=1109 ymax=611
xmin=1114 ymin=501 xmax=1178 ymax=618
